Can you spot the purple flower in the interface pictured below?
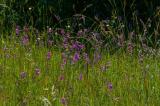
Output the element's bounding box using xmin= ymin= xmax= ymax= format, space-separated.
xmin=20 ymin=71 xmax=27 ymax=79
xmin=63 ymin=37 xmax=68 ymax=44
xmin=60 ymin=53 xmax=67 ymax=70
xmin=47 ymin=51 xmax=52 ymax=60
xmin=58 ymin=28 xmax=65 ymax=35
xmin=35 ymin=68 xmax=40 ymax=76
xmin=127 ymin=42 xmax=133 ymax=54
xmin=48 ymin=27 xmax=52 ymax=33
xmin=72 ymin=41 xmax=85 ymax=51
xmin=72 ymin=43 xmax=77 ymax=49
xmin=61 ymin=52 xmax=66 ymax=58
xmin=62 ymin=37 xmax=69 ymax=49
xmin=73 ymin=52 xmax=80 ymax=63
xmin=60 ymin=97 xmax=67 ymax=105
xmin=60 ymin=29 xmax=65 ymax=35
xmin=63 ymin=43 xmax=68 ymax=49
xmin=83 ymin=53 xmax=89 ymax=63
xmin=77 ymin=30 xmax=83 ymax=36
xmin=60 ymin=58 xmax=67 ymax=70
xmin=63 ymin=58 xmax=67 ymax=65
xmin=65 ymin=32 xmax=71 ymax=37
xmin=59 ymin=75 xmax=65 ymax=81
xmin=78 ymin=44 xmax=85 ymax=50
xmin=107 ymin=82 xmax=113 ymax=91
xmin=77 ymin=28 xmax=89 ymax=36
xmin=16 ymin=26 xmax=20 ymax=35
xmin=79 ymin=73 xmax=83 ymax=80
xmin=62 ymin=53 xmax=67 ymax=63
xmin=22 ymin=35 xmax=29 ymax=45
xmin=48 ymin=40 xmax=53 ymax=46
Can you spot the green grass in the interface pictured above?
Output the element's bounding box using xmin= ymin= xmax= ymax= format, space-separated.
xmin=0 ymin=0 xmax=160 ymax=105
xmin=0 ymin=34 xmax=160 ymax=106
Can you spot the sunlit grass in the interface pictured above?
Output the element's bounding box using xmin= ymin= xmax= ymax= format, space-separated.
xmin=0 ymin=34 xmax=160 ymax=106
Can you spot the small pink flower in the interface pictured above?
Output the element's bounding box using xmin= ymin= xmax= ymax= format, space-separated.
xmin=79 ymin=73 xmax=83 ymax=80
xmin=59 ymin=75 xmax=65 ymax=81
xmin=77 ymin=30 xmax=83 ymax=36
xmin=60 ymin=97 xmax=67 ymax=105
xmin=48 ymin=40 xmax=53 ymax=46
xmin=83 ymin=53 xmax=89 ymax=63
xmin=22 ymin=35 xmax=29 ymax=45
xmin=48 ymin=27 xmax=52 ymax=33
xmin=107 ymin=82 xmax=113 ymax=91
xmin=46 ymin=51 xmax=52 ymax=60
xmin=127 ymin=42 xmax=134 ymax=54
xmin=58 ymin=28 xmax=65 ymax=35
xmin=35 ymin=68 xmax=40 ymax=76
xmin=72 ymin=52 xmax=80 ymax=63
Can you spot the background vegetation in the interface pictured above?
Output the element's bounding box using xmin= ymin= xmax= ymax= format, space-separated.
xmin=0 ymin=0 xmax=160 ymax=47
xmin=0 ymin=0 xmax=160 ymax=105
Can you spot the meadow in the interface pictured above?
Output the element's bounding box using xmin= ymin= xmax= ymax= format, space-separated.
xmin=0 ymin=0 xmax=160 ymax=106
xmin=0 ymin=28 xmax=160 ymax=106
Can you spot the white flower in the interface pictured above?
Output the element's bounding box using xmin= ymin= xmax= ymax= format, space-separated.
xmin=29 ymin=7 xmax=32 ymax=10
xmin=40 ymin=96 xmax=51 ymax=106
xmin=37 ymin=37 xmax=40 ymax=40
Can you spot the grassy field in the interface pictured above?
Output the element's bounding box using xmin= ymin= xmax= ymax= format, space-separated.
xmin=0 ymin=32 xmax=160 ymax=106
xmin=0 ymin=0 xmax=160 ymax=105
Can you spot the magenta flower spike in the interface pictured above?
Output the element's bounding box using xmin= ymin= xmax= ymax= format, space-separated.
xmin=60 ymin=97 xmax=67 ymax=106
xmin=72 ymin=52 xmax=80 ymax=63
xmin=107 ymin=82 xmax=113 ymax=91
xmin=22 ymin=35 xmax=29 ymax=45
xmin=47 ymin=51 xmax=52 ymax=60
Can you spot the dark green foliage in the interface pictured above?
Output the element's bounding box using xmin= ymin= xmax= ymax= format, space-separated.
xmin=0 ymin=0 xmax=160 ymax=48
xmin=3 ymin=0 xmax=159 ymax=28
